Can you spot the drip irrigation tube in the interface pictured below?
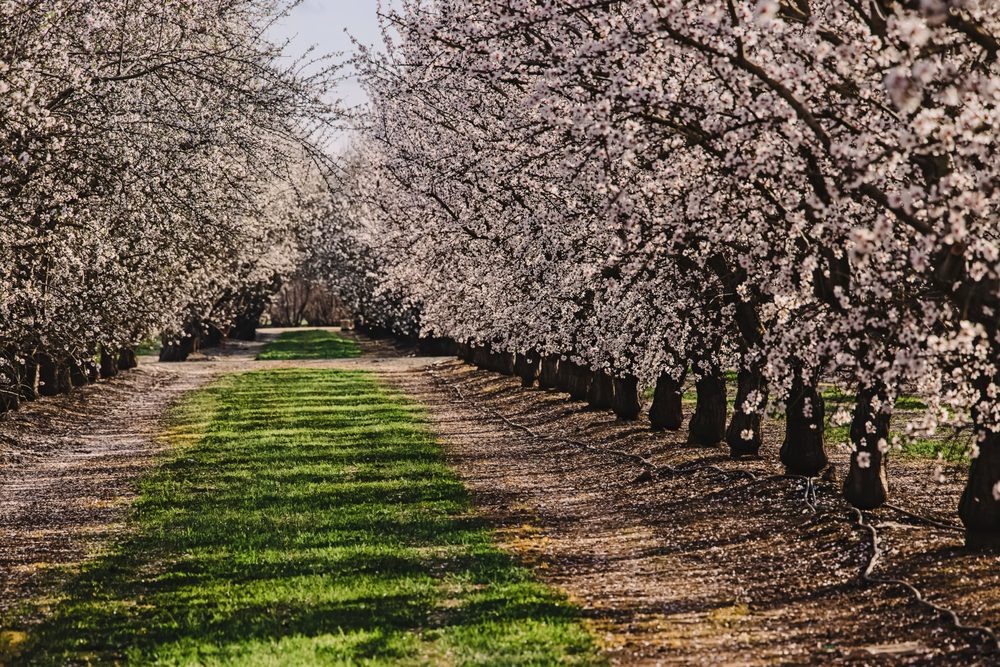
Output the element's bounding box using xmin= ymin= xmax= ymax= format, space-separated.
xmin=425 ymin=362 xmax=999 ymax=654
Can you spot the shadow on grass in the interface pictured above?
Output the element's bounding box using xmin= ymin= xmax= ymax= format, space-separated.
xmin=12 ymin=369 xmax=598 ymax=666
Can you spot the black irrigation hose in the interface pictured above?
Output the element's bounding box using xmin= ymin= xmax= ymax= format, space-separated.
xmin=851 ymin=509 xmax=999 ymax=649
xmin=425 ymin=363 xmax=999 ymax=654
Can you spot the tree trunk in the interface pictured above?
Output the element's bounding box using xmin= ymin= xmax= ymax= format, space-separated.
xmin=69 ymin=357 xmax=89 ymax=387
xmin=472 ymin=346 xmax=489 ymax=369
xmin=494 ymin=351 xmax=516 ymax=376
xmin=687 ymin=372 xmax=727 ymax=446
xmin=559 ymin=361 xmax=591 ymax=400
xmin=539 ymin=356 xmax=560 ymax=389
xmin=587 ymin=370 xmax=615 ymax=410
xmin=556 ymin=358 xmax=574 ymax=393
xmin=19 ymin=355 xmax=38 ymax=401
xmin=514 ymin=352 xmax=540 ymax=387
xmin=611 ymin=375 xmax=642 ymax=421
xmin=727 ymin=368 xmax=768 ymax=458
xmin=118 ymin=348 xmax=138 ymax=371
xmin=38 ymin=354 xmax=61 ymax=397
xmin=0 ymin=352 xmax=18 ymax=412
xmin=231 ymin=309 xmax=261 ymax=341
xmin=102 ymin=345 xmax=122 ymax=375
xmin=843 ymin=383 xmax=890 ymax=510
xmin=201 ymin=324 xmax=226 ymax=348
xmin=650 ymin=371 xmax=684 ymax=431
xmin=960 ymin=378 xmax=1000 ymax=547
xmin=780 ymin=375 xmax=828 ymax=476
xmin=158 ymin=335 xmax=194 ymax=363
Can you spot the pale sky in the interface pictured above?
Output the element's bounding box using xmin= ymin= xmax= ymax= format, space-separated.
xmin=267 ymin=1 xmax=393 ymax=111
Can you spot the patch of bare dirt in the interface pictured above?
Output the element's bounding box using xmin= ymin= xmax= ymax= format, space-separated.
xmin=380 ymin=360 xmax=1000 ymax=666
xmin=4 ymin=329 xmax=997 ymax=665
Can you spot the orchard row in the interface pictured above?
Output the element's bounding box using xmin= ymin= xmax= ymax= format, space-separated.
xmin=316 ymin=1 xmax=1000 ymax=546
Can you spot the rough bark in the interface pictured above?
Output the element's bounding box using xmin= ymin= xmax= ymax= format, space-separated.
xmin=0 ymin=351 xmax=18 ymax=412
xmin=514 ymin=352 xmax=540 ymax=388
xmin=69 ymin=358 xmax=90 ymax=387
xmin=687 ymin=372 xmax=727 ymax=446
xmin=230 ymin=310 xmax=261 ymax=342
xmin=649 ymin=372 xmax=684 ymax=431
xmin=611 ymin=375 xmax=642 ymax=421
xmin=472 ymin=345 xmax=490 ymax=369
xmin=960 ymin=378 xmax=1000 ymax=547
xmin=538 ymin=355 xmax=560 ymax=389
xmin=19 ymin=355 xmax=38 ymax=401
xmin=726 ymin=368 xmax=768 ymax=458
xmin=494 ymin=351 xmax=516 ymax=376
xmin=587 ymin=370 xmax=615 ymax=410
xmin=118 ymin=349 xmax=138 ymax=371
xmin=842 ymin=384 xmax=891 ymax=510
xmin=556 ymin=358 xmax=574 ymax=393
xmin=158 ymin=335 xmax=195 ymax=363
xmin=779 ymin=375 xmax=829 ymax=476
xmin=558 ymin=360 xmax=591 ymax=400
xmin=39 ymin=354 xmax=71 ymax=397
xmin=101 ymin=346 xmax=121 ymax=376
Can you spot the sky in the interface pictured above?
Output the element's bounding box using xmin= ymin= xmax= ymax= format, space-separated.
xmin=267 ymin=1 xmax=392 ymax=111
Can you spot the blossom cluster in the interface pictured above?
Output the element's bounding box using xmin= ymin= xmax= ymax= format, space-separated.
xmin=321 ymin=1 xmax=1000 ymax=536
xmin=0 ymin=1 xmax=333 ymax=386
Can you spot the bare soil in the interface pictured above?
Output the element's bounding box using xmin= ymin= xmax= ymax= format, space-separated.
xmin=2 ymin=330 xmax=999 ymax=666
xmin=383 ymin=360 xmax=1000 ymax=666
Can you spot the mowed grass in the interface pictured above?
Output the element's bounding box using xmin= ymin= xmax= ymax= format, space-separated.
xmin=256 ymin=329 xmax=361 ymax=360
xmin=11 ymin=369 xmax=599 ymax=666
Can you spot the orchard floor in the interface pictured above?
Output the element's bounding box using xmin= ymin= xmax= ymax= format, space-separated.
xmin=1 ymin=328 xmax=999 ymax=664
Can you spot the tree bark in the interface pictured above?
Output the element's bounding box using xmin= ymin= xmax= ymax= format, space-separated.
xmin=19 ymin=355 xmax=38 ymax=401
xmin=39 ymin=354 xmax=72 ymax=396
xmin=556 ymin=358 xmax=574 ymax=393
xmin=472 ymin=345 xmax=490 ymax=369
xmin=101 ymin=345 xmax=122 ymax=375
xmin=611 ymin=375 xmax=642 ymax=421
xmin=843 ymin=383 xmax=890 ymax=510
xmin=514 ymin=352 xmax=540 ymax=387
xmin=779 ymin=374 xmax=828 ymax=476
xmin=587 ymin=370 xmax=615 ymax=410
xmin=538 ymin=355 xmax=560 ymax=389
xmin=650 ymin=371 xmax=684 ymax=431
xmin=38 ymin=354 xmax=60 ymax=397
xmin=688 ymin=372 xmax=727 ymax=446
xmin=158 ymin=335 xmax=195 ymax=363
xmin=494 ymin=351 xmax=516 ymax=376
xmin=560 ymin=361 xmax=591 ymax=400
xmin=726 ymin=368 xmax=768 ymax=458
xmin=118 ymin=348 xmax=138 ymax=371
xmin=0 ymin=351 xmax=19 ymax=412
xmin=960 ymin=377 xmax=1000 ymax=547
xmin=69 ymin=357 xmax=89 ymax=387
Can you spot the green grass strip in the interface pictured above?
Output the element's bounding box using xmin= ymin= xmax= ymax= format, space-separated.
xmin=11 ymin=369 xmax=599 ymax=666
xmin=256 ymin=330 xmax=362 ymax=360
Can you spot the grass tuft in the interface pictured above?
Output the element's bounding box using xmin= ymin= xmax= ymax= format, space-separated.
xmin=256 ymin=330 xmax=361 ymax=361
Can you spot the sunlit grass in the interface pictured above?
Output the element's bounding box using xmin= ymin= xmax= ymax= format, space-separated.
xmin=9 ymin=369 xmax=599 ymax=666
xmin=257 ymin=330 xmax=361 ymax=360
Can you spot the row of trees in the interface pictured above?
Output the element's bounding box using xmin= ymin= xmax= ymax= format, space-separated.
xmin=0 ymin=2 xmax=333 ymax=400
xmin=318 ymin=0 xmax=1000 ymax=546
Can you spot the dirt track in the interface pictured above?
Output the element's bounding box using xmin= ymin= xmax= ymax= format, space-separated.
xmin=2 ymin=330 xmax=999 ymax=665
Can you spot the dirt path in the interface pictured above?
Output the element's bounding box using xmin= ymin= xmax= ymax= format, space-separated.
xmin=381 ymin=361 xmax=1000 ymax=666
xmin=3 ymin=330 xmax=999 ymax=665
